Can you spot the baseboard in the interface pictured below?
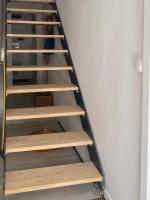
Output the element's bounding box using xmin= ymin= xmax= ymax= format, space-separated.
xmin=103 ymin=187 xmax=113 ymax=200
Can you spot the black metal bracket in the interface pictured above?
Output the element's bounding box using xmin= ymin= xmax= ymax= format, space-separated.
xmin=58 ymin=121 xmax=84 ymax=162
xmin=53 ymin=1 xmax=105 ymax=197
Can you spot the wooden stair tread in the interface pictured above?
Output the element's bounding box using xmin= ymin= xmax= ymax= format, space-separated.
xmin=7 ymin=34 xmax=64 ymax=38
xmin=7 ymin=83 xmax=78 ymax=94
xmin=9 ymin=0 xmax=54 ymax=2
xmin=7 ymin=8 xmax=57 ymax=13
xmin=6 ymin=105 xmax=85 ymax=121
xmin=5 ymin=161 xmax=102 ymax=195
xmin=6 ymin=131 xmax=92 ymax=153
xmin=7 ymin=20 xmax=60 ymax=25
xmin=7 ymin=65 xmax=73 ymax=72
xmin=7 ymin=49 xmax=68 ymax=53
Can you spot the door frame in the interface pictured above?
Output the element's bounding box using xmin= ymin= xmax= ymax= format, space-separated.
xmin=140 ymin=0 xmax=150 ymax=199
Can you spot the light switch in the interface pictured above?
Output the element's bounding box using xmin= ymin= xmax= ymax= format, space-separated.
xmin=136 ymin=59 xmax=143 ymax=73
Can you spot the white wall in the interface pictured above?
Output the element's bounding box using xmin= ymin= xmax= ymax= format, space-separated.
xmin=141 ymin=0 xmax=150 ymax=199
xmin=55 ymin=0 xmax=143 ymax=200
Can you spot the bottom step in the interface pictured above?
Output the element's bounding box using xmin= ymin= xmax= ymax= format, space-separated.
xmin=5 ymin=162 xmax=102 ymax=195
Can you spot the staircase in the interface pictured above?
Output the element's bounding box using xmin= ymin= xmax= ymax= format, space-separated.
xmin=0 ymin=0 xmax=103 ymax=199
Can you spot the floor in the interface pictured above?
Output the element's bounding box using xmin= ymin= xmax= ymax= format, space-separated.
xmin=0 ymin=119 xmax=100 ymax=200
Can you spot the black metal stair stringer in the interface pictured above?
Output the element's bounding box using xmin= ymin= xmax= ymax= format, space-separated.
xmin=53 ymin=1 xmax=105 ymax=197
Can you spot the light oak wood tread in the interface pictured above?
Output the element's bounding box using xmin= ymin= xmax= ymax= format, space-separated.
xmin=6 ymin=131 xmax=93 ymax=153
xmin=5 ymin=161 xmax=102 ymax=195
xmin=7 ymin=65 xmax=73 ymax=72
xmin=7 ymin=34 xmax=64 ymax=38
xmin=9 ymin=0 xmax=54 ymax=3
xmin=6 ymin=105 xmax=85 ymax=121
xmin=7 ymin=84 xmax=78 ymax=94
xmin=7 ymin=20 xmax=60 ymax=25
xmin=7 ymin=49 xmax=68 ymax=54
xmin=7 ymin=8 xmax=57 ymax=14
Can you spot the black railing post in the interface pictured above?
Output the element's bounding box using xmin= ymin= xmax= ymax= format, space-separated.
xmin=0 ymin=62 xmax=5 ymax=158
xmin=0 ymin=62 xmax=6 ymax=159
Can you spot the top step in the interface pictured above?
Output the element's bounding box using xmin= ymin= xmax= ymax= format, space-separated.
xmin=9 ymin=0 xmax=54 ymax=3
xmin=7 ymin=8 xmax=57 ymax=14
